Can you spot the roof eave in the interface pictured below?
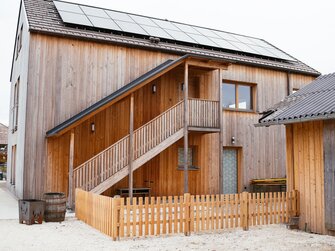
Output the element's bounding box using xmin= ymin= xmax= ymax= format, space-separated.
xmin=255 ymin=113 xmax=335 ymax=127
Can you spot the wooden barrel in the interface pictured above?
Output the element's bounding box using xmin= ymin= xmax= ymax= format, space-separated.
xmin=43 ymin=192 xmax=66 ymax=222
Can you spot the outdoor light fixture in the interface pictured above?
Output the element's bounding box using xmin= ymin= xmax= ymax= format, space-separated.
xmin=91 ymin=122 xmax=95 ymax=133
xmin=152 ymin=84 xmax=157 ymax=93
xmin=231 ymin=136 xmax=236 ymax=144
xmin=181 ymin=83 xmax=184 ymax=91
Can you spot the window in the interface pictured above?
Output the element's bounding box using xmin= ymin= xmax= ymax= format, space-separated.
xmin=10 ymin=145 xmax=17 ymax=185
xmin=177 ymin=146 xmax=199 ymax=170
xmin=12 ymin=78 xmax=20 ymax=132
xmin=222 ymin=82 xmax=255 ymax=111
xmin=16 ymin=25 xmax=23 ymax=59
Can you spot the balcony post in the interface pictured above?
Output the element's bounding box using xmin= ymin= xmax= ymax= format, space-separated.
xmin=129 ymin=93 xmax=134 ymax=200
xmin=219 ymin=69 xmax=224 ymax=194
xmin=183 ymin=63 xmax=189 ymax=193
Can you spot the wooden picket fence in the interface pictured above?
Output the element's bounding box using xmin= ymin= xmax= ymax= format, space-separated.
xmin=75 ymin=189 xmax=299 ymax=240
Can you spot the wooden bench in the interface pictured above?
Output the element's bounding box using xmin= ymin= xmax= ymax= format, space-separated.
xmin=117 ymin=187 xmax=151 ymax=198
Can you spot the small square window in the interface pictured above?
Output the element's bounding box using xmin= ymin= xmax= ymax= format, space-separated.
xmin=177 ymin=147 xmax=199 ymax=170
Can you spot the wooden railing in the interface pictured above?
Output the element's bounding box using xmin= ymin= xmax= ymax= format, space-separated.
xmin=76 ymin=189 xmax=299 ymax=240
xmin=188 ymin=98 xmax=220 ymax=128
xmin=73 ymin=100 xmax=184 ymax=192
xmin=73 ymin=98 xmax=220 ymax=194
xmin=73 ymin=135 xmax=129 ymax=191
xmin=134 ymin=101 xmax=184 ymax=159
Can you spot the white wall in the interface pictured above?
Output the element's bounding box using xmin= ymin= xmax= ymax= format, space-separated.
xmin=7 ymin=0 xmax=30 ymax=199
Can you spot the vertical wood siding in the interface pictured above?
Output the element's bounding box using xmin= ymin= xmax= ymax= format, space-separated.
xmin=323 ymin=120 xmax=335 ymax=231
xmin=286 ymin=121 xmax=325 ymax=234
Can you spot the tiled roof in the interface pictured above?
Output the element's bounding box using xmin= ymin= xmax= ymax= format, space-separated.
xmin=258 ymin=73 xmax=335 ymax=126
xmin=23 ymin=0 xmax=320 ymax=76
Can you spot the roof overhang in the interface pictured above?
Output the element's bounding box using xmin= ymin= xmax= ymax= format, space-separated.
xmin=255 ymin=112 xmax=335 ymax=127
xmin=46 ymin=54 xmax=229 ymax=138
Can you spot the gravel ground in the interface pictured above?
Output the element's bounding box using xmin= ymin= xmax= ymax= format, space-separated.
xmin=0 ymin=218 xmax=335 ymax=251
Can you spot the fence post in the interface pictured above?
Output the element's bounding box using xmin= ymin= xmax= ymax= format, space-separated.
xmin=241 ymin=192 xmax=249 ymax=231
xmin=112 ymin=197 xmax=121 ymax=241
xmin=184 ymin=193 xmax=191 ymax=236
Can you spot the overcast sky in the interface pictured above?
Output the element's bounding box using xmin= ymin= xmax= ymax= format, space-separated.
xmin=0 ymin=0 xmax=334 ymax=126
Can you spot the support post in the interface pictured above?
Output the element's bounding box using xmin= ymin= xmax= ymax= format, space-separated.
xmin=68 ymin=129 xmax=75 ymax=209
xmin=184 ymin=193 xmax=191 ymax=236
xmin=183 ymin=63 xmax=189 ymax=194
xmin=129 ymin=93 xmax=134 ymax=200
xmin=241 ymin=191 xmax=249 ymax=231
xmin=219 ymin=68 xmax=224 ymax=194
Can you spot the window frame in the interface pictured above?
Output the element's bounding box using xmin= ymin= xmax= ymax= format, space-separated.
xmin=12 ymin=77 xmax=20 ymax=133
xmin=177 ymin=146 xmax=199 ymax=171
xmin=222 ymin=80 xmax=257 ymax=113
xmin=16 ymin=25 xmax=23 ymax=60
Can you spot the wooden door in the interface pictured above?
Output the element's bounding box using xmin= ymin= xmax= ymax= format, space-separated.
xmin=222 ymin=148 xmax=238 ymax=194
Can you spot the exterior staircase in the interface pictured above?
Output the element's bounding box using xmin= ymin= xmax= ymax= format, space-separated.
xmin=73 ymin=99 xmax=219 ymax=195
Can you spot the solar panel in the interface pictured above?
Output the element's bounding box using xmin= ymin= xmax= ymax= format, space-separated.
xmin=57 ymin=10 xmax=92 ymax=27
xmin=53 ymin=0 xmax=295 ymax=61
xmin=141 ymin=25 xmax=173 ymax=40
xmin=54 ymin=1 xmax=83 ymax=14
xmin=105 ymin=10 xmax=133 ymax=23
xmin=88 ymin=16 xmax=121 ymax=31
xmin=81 ymin=6 xmax=109 ymax=19
xmin=114 ymin=20 xmax=148 ymax=35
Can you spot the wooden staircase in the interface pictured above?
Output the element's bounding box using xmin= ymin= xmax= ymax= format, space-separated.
xmin=73 ymin=99 xmax=219 ymax=195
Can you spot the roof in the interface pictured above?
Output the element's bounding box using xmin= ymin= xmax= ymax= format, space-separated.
xmin=257 ymin=73 xmax=335 ymax=126
xmin=46 ymin=55 xmax=189 ymax=137
xmin=21 ymin=0 xmax=320 ymax=76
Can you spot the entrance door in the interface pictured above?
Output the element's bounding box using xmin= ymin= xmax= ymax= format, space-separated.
xmin=222 ymin=148 xmax=238 ymax=194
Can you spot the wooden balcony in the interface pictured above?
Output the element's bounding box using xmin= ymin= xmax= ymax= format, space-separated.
xmin=188 ymin=98 xmax=220 ymax=132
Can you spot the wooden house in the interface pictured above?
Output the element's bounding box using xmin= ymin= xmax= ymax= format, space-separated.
xmin=258 ymin=73 xmax=335 ymax=235
xmin=8 ymin=0 xmax=319 ymax=205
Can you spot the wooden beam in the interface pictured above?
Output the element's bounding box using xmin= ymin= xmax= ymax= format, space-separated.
xmin=219 ymin=69 xmax=224 ymax=194
xmin=129 ymin=93 xmax=134 ymax=200
xmin=68 ymin=129 xmax=75 ymax=209
xmin=186 ymin=59 xmax=229 ymax=70
xmin=184 ymin=63 xmax=189 ymax=194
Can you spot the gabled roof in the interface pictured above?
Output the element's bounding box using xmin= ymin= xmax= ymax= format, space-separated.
xmin=22 ymin=0 xmax=320 ymax=76
xmin=257 ymin=73 xmax=335 ymax=126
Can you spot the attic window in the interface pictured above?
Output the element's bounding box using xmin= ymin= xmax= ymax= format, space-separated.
xmin=16 ymin=25 xmax=23 ymax=60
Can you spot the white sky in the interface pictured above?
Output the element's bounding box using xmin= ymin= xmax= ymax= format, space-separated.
xmin=0 ymin=0 xmax=334 ymax=126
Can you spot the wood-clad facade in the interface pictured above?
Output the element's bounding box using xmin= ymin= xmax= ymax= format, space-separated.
xmin=8 ymin=0 xmax=319 ymax=205
xmin=286 ymin=120 xmax=335 ymax=235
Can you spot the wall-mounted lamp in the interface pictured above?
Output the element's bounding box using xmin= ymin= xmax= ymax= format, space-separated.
xmin=181 ymin=83 xmax=184 ymax=91
xmin=152 ymin=84 xmax=157 ymax=94
xmin=231 ymin=136 xmax=236 ymax=145
xmin=91 ymin=122 xmax=95 ymax=133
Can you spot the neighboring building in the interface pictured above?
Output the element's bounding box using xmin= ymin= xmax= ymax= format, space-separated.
xmin=0 ymin=123 xmax=8 ymax=166
xmin=258 ymin=73 xmax=335 ymax=235
xmin=9 ymin=0 xmax=319 ymax=203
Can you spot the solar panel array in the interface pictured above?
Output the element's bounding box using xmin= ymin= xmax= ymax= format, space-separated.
xmin=53 ymin=1 xmax=295 ymax=61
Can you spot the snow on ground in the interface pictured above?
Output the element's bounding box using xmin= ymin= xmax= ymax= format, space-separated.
xmin=1 ymin=181 xmax=335 ymax=251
